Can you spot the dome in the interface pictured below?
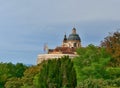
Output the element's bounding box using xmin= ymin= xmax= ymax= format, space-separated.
xmin=68 ymin=34 xmax=81 ymax=41
xmin=67 ymin=28 xmax=81 ymax=41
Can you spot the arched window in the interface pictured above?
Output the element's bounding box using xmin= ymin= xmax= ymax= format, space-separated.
xmin=74 ymin=43 xmax=77 ymax=47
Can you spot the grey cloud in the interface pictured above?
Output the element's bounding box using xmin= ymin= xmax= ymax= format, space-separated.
xmin=0 ymin=0 xmax=120 ymax=64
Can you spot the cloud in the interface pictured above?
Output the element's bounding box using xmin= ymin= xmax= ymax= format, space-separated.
xmin=0 ymin=0 xmax=120 ymax=25
xmin=0 ymin=0 xmax=120 ymax=64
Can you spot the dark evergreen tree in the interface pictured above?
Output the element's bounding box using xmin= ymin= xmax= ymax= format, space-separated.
xmin=34 ymin=56 xmax=77 ymax=88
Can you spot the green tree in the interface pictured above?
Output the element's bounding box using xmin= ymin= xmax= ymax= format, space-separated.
xmin=15 ymin=63 xmax=28 ymax=77
xmin=34 ymin=56 xmax=77 ymax=88
xmin=0 ymin=62 xmax=28 ymax=88
xmin=77 ymin=78 xmax=107 ymax=88
xmin=73 ymin=44 xmax=111 ymax=86
xmin=0 ymin=63 xmax=15 ymax=88
xmin=5 ymin=77 xmax=22 ymax=88
xmin=21 ymin=64 xmax=42 ymax=87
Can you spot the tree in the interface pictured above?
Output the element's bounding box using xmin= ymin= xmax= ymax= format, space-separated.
xmin=21 ymin=64 xmax=42 ymax=87
xmin=101 ymin=31 xmax=120 ymax=66
xmin=34 ymin=56 xmax=77 ymax=88
xmin=5 ymin=77 xmax=23 ymax=88
xmin=73 ymin=44 xmax=111 ymax=86
xmin=0 ymin=62 xmax=28 ymax=88
xmin=0 ymin=62 xmax=15 ymax=88
xmin=15 ymin=63 xmax=28 ymax=77
xmin=77 ymin=78 xmax=107 ymax=88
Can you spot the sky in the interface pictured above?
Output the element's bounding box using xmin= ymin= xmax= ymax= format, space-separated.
xmin=0 ymin=0 xmax=120 ymax=65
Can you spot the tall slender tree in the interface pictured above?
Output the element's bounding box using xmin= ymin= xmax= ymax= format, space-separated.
xmin=34 ymin=56 xmax=77 ymax=88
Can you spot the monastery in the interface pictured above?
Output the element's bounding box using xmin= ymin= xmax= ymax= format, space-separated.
xmin=37 ymin=28 xmax=81 ymax=64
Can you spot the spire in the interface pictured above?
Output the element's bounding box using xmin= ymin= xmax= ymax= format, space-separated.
xmin=63 ymin=33 xmax=67 ymax=42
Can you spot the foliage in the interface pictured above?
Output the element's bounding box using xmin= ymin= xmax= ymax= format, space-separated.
xmin=21 ymin=64 xmax=42 ymax=87
xmin=5 ymin=77 xmax=22 ymax=88
xmin=105 ymin=67 xmax=120 ymax=79
xmin=0 ymin=62 xmax=27 ymax=88
xmin=34 ymin=56 xmax=77 ymax=88
xmin=73 ymin=43 xmax=120 ymax=87
xmin=0 ymin=57 xmax=77 ymax=88
xmin=15 ymin=63 xmax=28 ymax=77
xmin=73 ymin=44 xmax=112 ymax=86
xmin=77 ymin=78 xmax=120 ymax=88
xmin=77 ymin=78 xmax=107 ymax=88
xmin=101 ymin=31 xmax=120 ymax=66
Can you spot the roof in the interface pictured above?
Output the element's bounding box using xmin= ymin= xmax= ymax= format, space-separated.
xmin=68 ymin=33 xmax=81 ymax=41
xmin=67 ymin=28 xmax=81 ymax=41
xmin=53 ymin=47 xmax=76 ymax=54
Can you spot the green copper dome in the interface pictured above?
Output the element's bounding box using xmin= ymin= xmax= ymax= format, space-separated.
xmin=68 ymin=34 xmax=81 ymax=41
xmin=67 ymin=28 xmax=81 ymax=41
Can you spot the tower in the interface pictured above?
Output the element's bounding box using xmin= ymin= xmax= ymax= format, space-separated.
xmin=62 ymin=28 xmax=81 ymax=48
xmin=62 ymin=33 xmax=68 ymax=47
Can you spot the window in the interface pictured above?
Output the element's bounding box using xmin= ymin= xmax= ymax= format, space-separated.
xmin=74 ymin=43 xmax=77 ymax=47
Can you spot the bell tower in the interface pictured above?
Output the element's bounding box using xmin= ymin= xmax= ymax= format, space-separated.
xmin=62 ymin=33 xmax=69 ymax=47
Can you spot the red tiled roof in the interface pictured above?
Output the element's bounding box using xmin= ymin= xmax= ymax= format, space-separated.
xmin=53 ymin=47 xmax=76 ymax=54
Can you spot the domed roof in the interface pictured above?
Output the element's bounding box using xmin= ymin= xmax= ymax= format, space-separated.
xmin=68 ymin=34 xmax=81 ymax=41
xmin=68 ymin=28 xmax=81 ymax=41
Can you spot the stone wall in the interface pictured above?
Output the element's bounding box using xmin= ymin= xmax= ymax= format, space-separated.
xmin=37 ymin=54 xmax=77 ymax=64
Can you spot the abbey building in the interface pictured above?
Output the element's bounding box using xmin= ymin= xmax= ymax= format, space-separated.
xmin=62 ymin=28 xmax=81 ymax=48
xmin=37 ymin=28 xmax=81 ymax=64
